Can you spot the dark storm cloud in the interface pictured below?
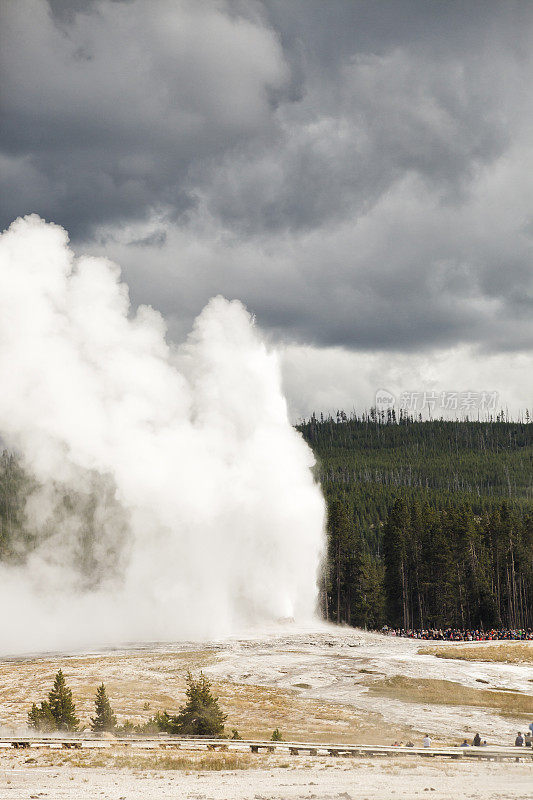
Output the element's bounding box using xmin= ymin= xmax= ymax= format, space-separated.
xmin=0 ymin=0 xmax=288 ymax=235
xmin=1 ymin=0 xmax=532 ymax=355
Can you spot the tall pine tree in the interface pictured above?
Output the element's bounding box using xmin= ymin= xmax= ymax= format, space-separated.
xmin=47 ymin=670 xmax=79 ymax=731
xmin=327 ymin=498 xmax=352 ymax=623
xmin=28 ymin=670 xmax=79 ymax=732
xmin=383 ymin=498 xmax=411 ymax=628
xmin=91 ymin=684 xmax=117 ymax=732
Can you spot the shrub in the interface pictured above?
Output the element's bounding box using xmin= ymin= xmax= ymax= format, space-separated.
xmin=27 ymin=701 xmax=55 ymax=732
xmin=114 ymin=720 xmax=135 ymax=736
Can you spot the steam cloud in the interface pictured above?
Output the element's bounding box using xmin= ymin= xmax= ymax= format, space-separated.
xmin=0 ymin=216 xmax=325 ymax=654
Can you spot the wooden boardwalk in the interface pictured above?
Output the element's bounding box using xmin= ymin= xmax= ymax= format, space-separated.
xmin=0 ymin=736 xmax=532 ymax=762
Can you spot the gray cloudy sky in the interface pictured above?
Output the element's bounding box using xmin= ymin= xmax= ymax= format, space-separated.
xmin=1 ymin=0 xmax=532 ymax=418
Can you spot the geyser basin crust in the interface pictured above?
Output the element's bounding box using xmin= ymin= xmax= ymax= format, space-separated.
xmin=0 ymin=215 xmax=325 ymax=654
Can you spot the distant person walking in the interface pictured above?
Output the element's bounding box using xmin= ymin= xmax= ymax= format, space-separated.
xmin=473 ymin=733 xmax=481 ymax=747
xmin=423 ymin=735 xmax=431 ymax=748
xmin=525 ymin=731 xmax=532 ymax=748
xmin=515 ymin=732 xmax=524 ymax=747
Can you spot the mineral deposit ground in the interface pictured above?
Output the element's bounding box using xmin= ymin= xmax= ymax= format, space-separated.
xmin=0 ymin=625 xmax=531 ymax=799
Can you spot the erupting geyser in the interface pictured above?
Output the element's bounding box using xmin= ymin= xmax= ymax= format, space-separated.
xmin=0 ymin=215 xmax=325 ymax=653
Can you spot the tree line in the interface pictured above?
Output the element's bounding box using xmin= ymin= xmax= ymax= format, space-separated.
xmin=382 ymin=499 xmax=532 ymax=630
xmin=325 ymin=495 xmax=532 ymax=631
xmin=298 ymin=416 xmax=533 ymax=551
xmin=305 ymin=415 xmax=533 ymax=630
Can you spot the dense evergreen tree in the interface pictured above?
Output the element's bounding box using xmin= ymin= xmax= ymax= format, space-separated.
xmin=28 ymin=670 xmax=79 ymax=732
xmin=47 ymin=670 xmax=79 ymax=731
xmin=326 ymin=499 xmax=352 ymax=623
xmin=0 ymin=451 xmax=34 ymax=559
xmin=379 ymin=500 xmax=532 ymax=629
xmin=357 ymin=552 xmax=385 ymax=629
xmin=324 ymin=497 xmax=375 ymax=627
xmin=298 ymin=415 xmax=532 ymax=630
xmin=383 ymin=498 xmax=411 ymax=628
xmin=91 ymin=683 xmax=117 ymax=732
xmin=157 ymin=672 xmax=226 ymax=737
xmin=299 ymin=415 xmax=533 ymax=557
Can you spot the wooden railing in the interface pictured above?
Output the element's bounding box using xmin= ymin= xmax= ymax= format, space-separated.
xmin=0 ymin=736 xmax=531 ymax=761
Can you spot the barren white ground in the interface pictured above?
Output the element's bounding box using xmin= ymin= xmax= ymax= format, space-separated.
xmin=203 ymin=624 xmax=532 ymax=743
xmin=2 ymin=756 xmax=532 ymax=800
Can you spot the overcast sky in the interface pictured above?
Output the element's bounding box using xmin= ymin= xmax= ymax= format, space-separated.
xmin=1 ymin=0 xmax=532 ymax=419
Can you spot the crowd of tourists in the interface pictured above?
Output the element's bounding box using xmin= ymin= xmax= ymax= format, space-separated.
xmin=381 ymin=627 xmax=533 ymax=641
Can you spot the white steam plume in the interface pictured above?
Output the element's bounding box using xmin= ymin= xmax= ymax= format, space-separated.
xmin=0 ymin=216 xmax=325 ymax=654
